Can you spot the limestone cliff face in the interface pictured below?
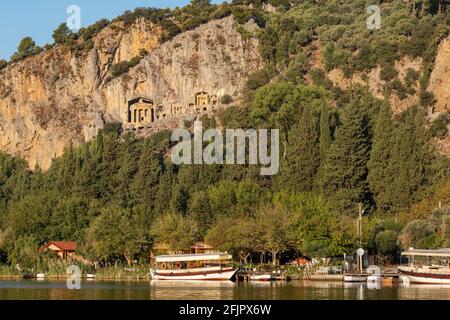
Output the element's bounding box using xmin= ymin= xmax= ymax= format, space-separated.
xmin=429 ymin=36 xmax=450 ymax=157
xmin=0 ymin=16 xmax=262 ymax=169
xmin=428 ymin=35 xmax=450 ymax=114
xmin=326 ymin=57 xmax=423 ymax=114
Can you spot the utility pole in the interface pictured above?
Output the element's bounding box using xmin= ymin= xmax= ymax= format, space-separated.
xmin=357 ymin=203 xmax=364 ymax=272
xmin=358 ymin=203 xmax=363 ymax=247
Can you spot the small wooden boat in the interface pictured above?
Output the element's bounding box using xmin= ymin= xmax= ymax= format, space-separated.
xmin=367 ymin=274 xmax=379 ymax=282
xmin=344 ymin=274 xmax=369 ymax=282
xmin=150 ymin=253 xmax=238 ymax=281
xmin=250 ymin=273 xmax=273 ymax=281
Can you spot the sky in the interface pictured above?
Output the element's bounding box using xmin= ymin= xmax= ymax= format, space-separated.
xmin=0 ymin=0 xmax=222 ymax=60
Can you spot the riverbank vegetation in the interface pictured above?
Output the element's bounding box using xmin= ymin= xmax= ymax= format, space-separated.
xmin=0 ymin=0 xmax=449 ymax=272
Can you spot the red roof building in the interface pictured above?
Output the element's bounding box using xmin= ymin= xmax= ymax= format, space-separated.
xmin=41 ymin=241 xmax=77 ymax=259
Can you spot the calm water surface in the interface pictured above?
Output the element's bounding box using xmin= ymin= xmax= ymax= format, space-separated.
xmin=0 ymin=280 xmax=449 ymax=300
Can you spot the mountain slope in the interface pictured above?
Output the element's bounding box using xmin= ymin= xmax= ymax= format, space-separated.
xmin=0 ymin=16 xmax=262 ymax=170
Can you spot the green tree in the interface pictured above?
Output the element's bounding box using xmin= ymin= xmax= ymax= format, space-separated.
xmin=188 ymin=190 xmax=214 ymax=236
xmin=388 ymin=107 xmax=436 ymax=211
xmin=280 ymin=106 xmax=320 ymax=192
xmin=375 ymin=230 xmax=398 ymax=255
xmin=255 ymin=206 xmax=293 ymax=265
xmin=11 ymin=37 xmax=40 ymax=62
xmin=52 ymin=23 xmax=74 ymax=45
xmin=131 ymin=140 xmax=164 ymax=209
xmin=84 ymin=205 xmax=147 ymax=266
xmin=7 ymin=236 xmax=41 ymax=272
xmin=150 ymin=213 xmax=199 ymax=252
xmin=206 ymin=216 xmax=256 ymax=263
xmin=320 ymin=96 xmax=373 ymax=211
xmin=367 ymin=104 xmax=395 ymax=211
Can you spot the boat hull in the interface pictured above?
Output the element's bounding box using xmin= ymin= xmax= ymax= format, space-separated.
xmin=250 ymin=274 xmax=273 ymax=281
xmin=150 ymin=267 xmax=238 ymax=281
xmin=399 ymin=269 xmax=450 ymax=284
xmin=344 ymin=274 xmax=368 ymax=282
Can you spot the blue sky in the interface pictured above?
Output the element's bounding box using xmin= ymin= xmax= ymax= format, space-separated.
xmin=0 ymin=0 xmax=223 ymax=60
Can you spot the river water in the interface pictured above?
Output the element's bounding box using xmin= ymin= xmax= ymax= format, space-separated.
xmin=0 ymin=280 xmax=449 ymax=300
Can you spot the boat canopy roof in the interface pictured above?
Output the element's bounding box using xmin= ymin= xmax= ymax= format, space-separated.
xmin=155 ymin=253 xmax=232 ymax=263
xmin=401 ymin=248 xmax=450 ymax=257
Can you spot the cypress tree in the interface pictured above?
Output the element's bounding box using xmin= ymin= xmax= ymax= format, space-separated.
xmin=388 ymin=107 xmax=435 ymax=211
xmin=316 ymin=104 xmax=332 ymax=184
xmin=280 ymin=106 xmax=320 ymax=192
xmin=367 ymin=103 xmax=396 ymax=211
xmin=321 ymin=99 xmax=372 ymax=212
xmin=131 ymin=140 xmax=164 ymax=210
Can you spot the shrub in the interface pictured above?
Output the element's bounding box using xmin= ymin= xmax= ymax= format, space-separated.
xmin=379 ymin=63 xmax=398 ymax=82
xmin=80 ymin=19 xmax=110 ymax=43
xmin=429 ymin=113 xmax=449 ymax=138
xmin=404 ymin=68 xmax=419 ymax=88
xmin=391 ymin=79 xmax=407 ymax=100
xmin=419 ymin=90 xmax=435 ymax=108
xmin=0 ymin=59 xmax=7 ymax=71
xmin=399 ymin=219 xmax=436 ymax=249
xmin=310 ymin=68 xmax=333 ymax=90
xmin=110 ymin=56 xmax=142 ymax=77
xmin=375 ymin=230 xmax=398 ymax=254
xmin=43 ymin=44 xmax=54 ymax=51
xmin=220 ymin=94 xmax=233 ymax=105
xmin=139 ymin=48 xmax=148 ymax=57
xmin=236 ymin=25 xmax=252 ymax=40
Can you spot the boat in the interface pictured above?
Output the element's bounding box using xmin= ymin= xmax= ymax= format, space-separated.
xmin=367 ymin=274 xmax=379 ymax=283
xmin=398 ymin=248 xmax=450 ymax=284
xmin=150 ymin=253 xmax=238 ymax=281
xmin=344 ymin=274 xmax=369 ymax=282
xmin=86 ymin=274 xmax=96 ymax=280
xmin=36 ymin=273 xmax=45 ymax=279
xmin=250 ymin=273 xmax=273 ymax=281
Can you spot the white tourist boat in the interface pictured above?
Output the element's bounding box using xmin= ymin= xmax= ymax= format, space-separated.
xmin=150 ymin=253 xmax=238 ymax=281
xmin=398 ymin=248 xmax=450 ymax=284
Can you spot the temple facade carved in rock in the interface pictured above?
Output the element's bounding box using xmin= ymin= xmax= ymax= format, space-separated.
xmin=125 ymin=91 xmax=222 ymax=130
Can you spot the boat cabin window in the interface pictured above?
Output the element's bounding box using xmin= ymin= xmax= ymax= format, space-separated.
xmin=156 ymin=259 xmax=232 ymax=269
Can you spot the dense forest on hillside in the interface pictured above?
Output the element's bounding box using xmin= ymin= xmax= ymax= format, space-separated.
xmin=0 ymin=0 xmax=449 ymax=271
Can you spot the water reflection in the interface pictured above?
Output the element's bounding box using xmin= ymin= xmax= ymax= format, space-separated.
xmin=149 ymin=280 xmax=236 ymax=300
xmin=0 ymin=279 xmax=449 ymax=300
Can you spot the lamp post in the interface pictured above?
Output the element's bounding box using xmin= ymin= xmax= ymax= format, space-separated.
xmin=357 ymin=203 xmax=365 ymax=272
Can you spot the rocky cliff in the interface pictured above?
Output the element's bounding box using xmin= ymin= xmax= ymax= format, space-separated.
xmin=428 ymin=35 xmax=450 ymax=114
xmin=0 ymin=16 xmax=262 ymax=170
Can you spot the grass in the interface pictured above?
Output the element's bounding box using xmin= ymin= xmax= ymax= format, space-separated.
xmin=0 ymin=262 xmax=151 ymax=280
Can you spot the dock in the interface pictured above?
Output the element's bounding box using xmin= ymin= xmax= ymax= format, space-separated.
xmin=236 ymin=270 xmax=287 ymax=282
